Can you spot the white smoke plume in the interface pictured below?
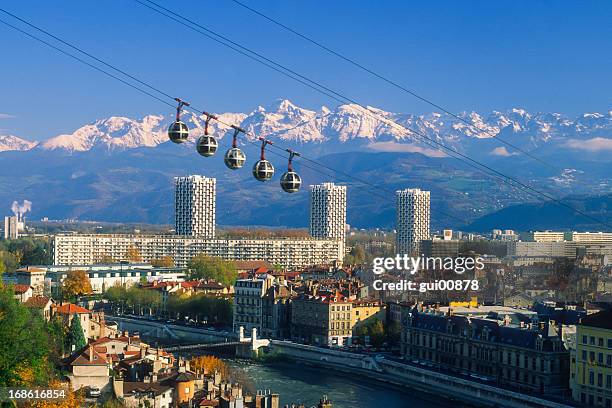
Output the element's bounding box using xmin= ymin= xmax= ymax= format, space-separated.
xmin=11 ymin=200 xmax=32 ymax=217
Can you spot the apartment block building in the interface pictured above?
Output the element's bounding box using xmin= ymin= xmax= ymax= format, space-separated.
xmin=53 ymin=234 xmax=343 ymax=270
xmin=396 ymin=188 xmax=430 ymax=255
xmin=175 ymin=175 xmax=216 ymax=238
xmin=309 ymin=183 xmax=347 ymax=256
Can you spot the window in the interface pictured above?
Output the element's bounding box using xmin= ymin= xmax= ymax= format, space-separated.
xmin=583 ymin=335 xmax=588 ymax=344
xmin=598 ymin=373 xmax=603 ymax=387
xmin=582 ymin=350 xmax=587 ymax=361
xmin=589 ymin=371 xmax=595 ymax=385
xmin=600 ymin=338 xmax=605 ymax=347
xmin=591 ymin=336 xmax=596 ymax=345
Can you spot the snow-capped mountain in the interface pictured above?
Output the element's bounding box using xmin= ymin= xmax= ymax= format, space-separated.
xmin=0 ymin=135 xmax=38 ymax=152
xmin=3 ymin=99 xmax=611 ymax=156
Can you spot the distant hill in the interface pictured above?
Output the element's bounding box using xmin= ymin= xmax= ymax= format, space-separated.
xmin=0 ymin=99 xmax=610 ymax=230
xmin=465 ymin=193 xmax=612 ymax=232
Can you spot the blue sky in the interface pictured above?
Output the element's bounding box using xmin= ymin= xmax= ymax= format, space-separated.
xmin=0 ymin=0 xmax=611 ymax=140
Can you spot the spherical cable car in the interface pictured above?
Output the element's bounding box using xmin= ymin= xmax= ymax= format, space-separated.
xmin=252 ymin=137 xmax=274 ymax=181
xmin=224 ymin=125 xmax=247 ymax=170
xmin=168 ymin=98 xmax=190 ymax=144
xmin=280 ymin=149 xmax=302 ymax=193
xmin=196 ymin=112 xmax=218 ymax=157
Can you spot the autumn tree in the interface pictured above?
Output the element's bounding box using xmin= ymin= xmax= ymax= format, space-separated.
xmin=126 ymin=245 xmax=143 ymax=262
xmin=188 ymin=255 xmax=237 ymax=286
xmin=29 ymin=379 xmax=85 ymax=408
xmin=151 ymin=255 xmax=174 ymax=268
xmin=190 ymin=355 xmax=229 ymax=379
xmin=61 ymin=270 xmax=92 ymax=300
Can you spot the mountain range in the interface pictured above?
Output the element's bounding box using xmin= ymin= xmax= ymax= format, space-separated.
xmin=1 ymin=99 xmax=610 ymax=231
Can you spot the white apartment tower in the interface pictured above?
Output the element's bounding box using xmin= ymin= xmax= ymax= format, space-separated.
xmin=309 ymin=182 xmax=347 ymax=257
xmin=174 ymin=175 xmax=216 ymax=238
xmin=396 ymin=188 xmax=430 ymax=255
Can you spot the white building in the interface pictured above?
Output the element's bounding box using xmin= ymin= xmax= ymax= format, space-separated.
xmin=53 ymin=234 xmax=342 ymax=270
xmin=508 ymin=241 xmax=577 ymax=258
xmin=396 ymin=188 xmax=430 ymax=255
xmin=4 ymin=215 xmax=19 ymax=239
xmin=309 ymin=182 xmax=347 ymax=256
xmin=174 ymin=175 xmax=216 ymax=238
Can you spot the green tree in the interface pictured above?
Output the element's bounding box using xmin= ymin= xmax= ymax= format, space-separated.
xmin=188 ymin=255 xmax=237 ymax=286
xmin=0 ymin=284 xmax=53 ymax=386
xmin=67 ymin=314 xmax=87 ymax=352
xmin=369 ymin=319 xmax=385 ymax=348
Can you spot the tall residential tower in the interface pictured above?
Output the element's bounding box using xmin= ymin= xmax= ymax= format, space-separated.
xmin=174 ymin=175 xmax=216 ymax=238
xmin=396 ymin=188 xmax=430 ymax=255
xmin=309 ymin=182 xmax=347 ymax=258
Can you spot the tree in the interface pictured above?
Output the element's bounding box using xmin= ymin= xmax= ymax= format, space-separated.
xmin=190 ymin=355 xmax=229 ymax=379
xmin=61 ymin=270 xmax=92 ymax=300
xmin=188 ymin=255 xmax=237 ymax=286
xmin=67 ymin=314 xmax=87 ymax=352
xmin=0 ymin=284 xmax=54 ymax=386
xmin=126 ymin=245 xmax=143 ymax=262
xmin=151 ymin=256 xmax=174 ymax=268
xmin=369 ymin=319 xmax=385 ymax=348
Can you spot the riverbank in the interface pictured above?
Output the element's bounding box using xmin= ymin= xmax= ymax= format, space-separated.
xmin=228 ymin=359 xmax=457 ymax=408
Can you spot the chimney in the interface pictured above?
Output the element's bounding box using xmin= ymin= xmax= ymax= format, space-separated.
xmin=89 ymin=345 xmax=94 ymax=362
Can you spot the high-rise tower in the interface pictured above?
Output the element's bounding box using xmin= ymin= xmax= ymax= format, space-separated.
xmin=309 ymin=182 xmax=347 ymax=259
xmin=174 ymin=175 xmax=216 ymax=238
xmin=396 ymin=188 xmax=430 ymax=255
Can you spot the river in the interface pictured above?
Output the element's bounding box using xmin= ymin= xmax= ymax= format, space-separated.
xmin=227 ymin=360 xmax=459 ymax=408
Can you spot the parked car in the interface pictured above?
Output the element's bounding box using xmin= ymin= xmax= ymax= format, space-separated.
xmin=88 ymin=387 xmax=101 ymax=398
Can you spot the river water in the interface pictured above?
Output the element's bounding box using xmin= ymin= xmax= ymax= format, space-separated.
xmin=228 ymin=360 xmax=457 ymax=408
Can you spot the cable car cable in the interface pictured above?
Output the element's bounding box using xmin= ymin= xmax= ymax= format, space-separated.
xmin=131 ymin=0 xmax=610 ymax=229
xmin=227 ymin=0 xmax=557 ymax=171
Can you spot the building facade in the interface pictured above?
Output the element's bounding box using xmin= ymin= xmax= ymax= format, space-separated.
xmin=571 ymin=309 xmax=612 ymax=407
xmin=396 ymin=188 xmax=430 ymax=255
xmin=233 ymin=275 xmax=274 ymax=335
xmin=309 ymin=183 xmax=347 ymax=256
xmin=175 ymin=175 xmax=216 ymax=238
xmin=291 ymin=294 xmax=353 ymax=346
xmin=400 ymin=305 xmax=569 ymax=396
xmin=508 ymin=241 xmax=578 ymax=258
xmin=53 ymin=234 xmax=342 ymax=270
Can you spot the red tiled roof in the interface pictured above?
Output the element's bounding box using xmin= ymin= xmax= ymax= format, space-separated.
xmin=12 ymin=284 xmax=32 ymax=294
xmin=25 ymin=296 xmax=52 ymax=308
xmin=67 ymin=346 xmax=108 ymax=366
xmin=54 ymin=303 xmax=91 ymax=314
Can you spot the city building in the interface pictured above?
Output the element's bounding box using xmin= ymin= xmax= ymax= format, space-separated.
xmin=233 ymin=274 xmax=275 ymax=334
xmin=508 ymin=241 xmax=578 ymax=258
xmin=309 ymin=183 xmax=347 ymax=256
xmin=400 ymin=304 xmax=569 ymax=395
xmin=421 ymin=238 xmax=460 ymax=258
xmin=291 ymin=293 xmax=353 ymax=346
xmin=53 ymin=234 xmax=343 ymax=269
xmin=14 ymin=266 xmax=46 ymax=295
xmin=530 ymin=231 xmax=568 ymax=242
xmin=175 ymin=175 xmax=216 ymax=238
xmin=3 ymin=215 xmax=19 ymax=239
xmin=396 ymin=188 xmax=430 ymax=255
xmin=571 ymin=309 xmax=612 ymax=407
xmin=7 ymin=263 xmax=186 ymax=295
xmin=491 ymin=229 xmax=519 ymax=241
